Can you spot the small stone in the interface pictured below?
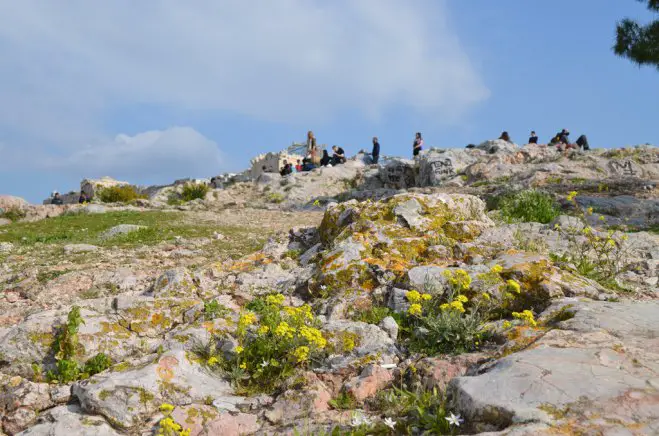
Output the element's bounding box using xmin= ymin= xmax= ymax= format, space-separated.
xmin=63 ymin=244 xmax=98 ymax=254
xmin=378 ymin=316 xmax=399 ymax=340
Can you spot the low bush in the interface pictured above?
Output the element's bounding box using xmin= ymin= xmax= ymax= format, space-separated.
xmin=498 ymin=190 xmax=560 ymax=224
xmin=205 ymin=294 xmax=327 ymax=394
xmin=0 ymin=207 xmax=26 ymax=222
xmin=97 ymin=185 xmax=144 ymax=203
xmin=180 ymin=183 xmax=210 ymax=202
xmin=266 ymin=192 xmax=285 ymax=204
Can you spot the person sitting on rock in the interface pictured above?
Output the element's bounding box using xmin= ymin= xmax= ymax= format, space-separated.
xmin=51 ymin=192 xmax=64 ymax=205
xmin=320 ymin=150 xmax=331 ymax=166
xmin=413 ymin=132 xmax=423 ymax=157
xmin=332 ymin=145 xmax=346 ymax=165
xmin=576 ymin=134 xmax=590 ymax=151
xmin=78 ymin=192 xmax=89 ymax=204
xmin=528 ymin=131 xmax=539 ymax=144
xmin=279 ymin=160 xmax=292 ymax=176
xmin=371 ymin=137 xmax=380 ymax=164
xmin=295 ymin=160 xmax=303 ymax=172
xmin=499 ymin=131 xmax=512 ymax=143
xmin=302 ymin=157 xmax=317 ymax=172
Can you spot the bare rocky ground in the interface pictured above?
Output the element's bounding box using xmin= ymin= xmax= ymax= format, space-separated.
xmin=0 ymin=144 xmax=658 ymax=435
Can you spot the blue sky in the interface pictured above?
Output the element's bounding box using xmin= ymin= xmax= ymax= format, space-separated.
xmin=0 ymin=0 xmax=657 ymax=203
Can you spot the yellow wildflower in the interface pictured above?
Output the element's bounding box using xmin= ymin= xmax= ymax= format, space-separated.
xmin=257 ymin=325 xmax=270 ymax=335
xmin=512 ymin=310 xmax=537 ymax=327
xmin=566 ymin=191 xmax=577 ymax=201
xmin=621 ymin=234 xmax=629 ymax=241
xmin=490 ymin=265 xmax=503 ymax=274
xmin=408 ymin=303 xmax=422 ymax=316
xmin=265 ymin=294 xmax=285 ymax=306
xmin=292 ymin=346 xmax=310 ymax=363
xmin=598 ymin=215 xmax=606 ymax=222
xmin=456 ymin=295 xmax=468 ymax=303
xmin=238 ymin=312 xmax=257 ymax=331
xmin=160 ymin=403 xmax=175 ymax=414
xmin=274 ymin=321 xmax=295 ymax=339
xmin=421 ymin=293 xmax=432 ymax=301
xmin=440 ymin=303 xmax=450 ymax=311
xmin=158 ymin=417 xmax=181 ymax=434
xmin=502 ymin=320 xmax=512 ymax=329
xmin=239 ymin=362 xmax=247 ymax=369
xmin=606 ymin=239 xmax=616 ymax=247
xmin=235 ymin=346 xmax=244 ymax=354
xmin=481 ymin=292 xmax=491 ymax=301
xmin=207 ymin=356 xmax=219 ymax=366
xmin=406 ymin=290 xmax=422 ymax=303
xmin=583 ymin=226 xmax=592 ymax=235
xmin=506 ymin=279 xmax=521 ymax=294
xmin=443 ymin=269 xmax=472 ymax=292
xmin=299 ymin=326 xmax=327 ymax=349
xmin=449 ymin=300 xmax=465 ymax=313
xmin=554 ymin=223 xmax=561 ymax=230
xmin=586 ymin=207 xmax=593 ymax=215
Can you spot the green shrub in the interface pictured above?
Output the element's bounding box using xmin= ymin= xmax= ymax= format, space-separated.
xmin=328 ymin=391 xmax=357 ymax=410
xmin=203 ymin=300 xmax=230 ymax=321
xmin=83 ymin=353 xmax=113 ymax=376
xmin=499 ymin=190 xmax=560 ymax=224
xmin=97 ymin=185 xmax=144 ymax=203
xmin=351 ymin=306 xmax=391 ymax=325
xmin=203 ymin=294 xmax=327 ymax=394
xmin=0 ymin=207 xmax=26 ymax=222
xmin=266 ymin=192 xmax=285 ymax=204
xmin=180 ymin=183 xmax=210 ymax=202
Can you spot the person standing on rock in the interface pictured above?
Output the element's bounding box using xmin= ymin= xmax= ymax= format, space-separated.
xmin=499 ymin=131 xmax=512 ymax=143
xmin=307 ymin=131 xmax=319 ymax=165
xmin=371 ymin=137 xmax=380 ymax=164
xmin=413 ymin=132 xmax=423 ymax=157
xmin=51 ymin=192 xmax=64 ymax=205
xmin=576 ymin=134 xmax=590 ymax=151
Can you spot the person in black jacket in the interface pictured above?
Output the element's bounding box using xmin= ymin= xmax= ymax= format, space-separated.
xmin=51 ymin=192 xmax=64 ymax=205
xmin=332 ymin=146 xmax=346 ymax=165
xmin=576 ymin=134 xmax=590 ymax=151
xmin=528 ymin=131 xmax=539 ymax=144
xmin=320 ymin=150 xmax=331 ymax=166
xmin=371 ymin=137 xmax=380 ymax=164
xmin=279 ymin=160 xmax=292 ymax=176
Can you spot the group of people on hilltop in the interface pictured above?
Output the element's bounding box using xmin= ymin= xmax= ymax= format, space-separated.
xmin=497 ymin=129 xmax=590 ymax=152
xmin=49 ymin=191 xmax=91 ymax=205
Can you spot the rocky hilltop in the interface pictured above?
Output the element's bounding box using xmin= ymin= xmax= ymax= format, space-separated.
xmin=0 ymin=144 xmax=658 ymax=435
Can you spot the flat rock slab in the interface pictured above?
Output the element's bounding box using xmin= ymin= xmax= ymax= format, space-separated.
xmin=450 ymin=300 xmax=659 ymax=433
xmin=100 ymin=224 xmax=146 ymax=240
xmin=17 ymin=404 xmax=121 ymax=436
xmin=73 ymin=350 xmax=240 ymax=429
xmin=63 ymin=244 xmax=99 ymax=254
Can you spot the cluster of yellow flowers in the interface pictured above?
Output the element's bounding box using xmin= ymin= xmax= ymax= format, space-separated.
xmin=443 ymin=269 xmax=472 ymax=292
xmin=405 ymin=290 xmax=432 ymax=303
xmin=566 ymin=191 xmax=578 ymax=202
xmin=293 ymin=346 xmax=310 ymax=363
xmin=490 ymin=265 xmax=503 ymax=274
xmin=238 ymin=311 xmax=257 ymax=332
xmin=265 ymin=293 xmax=285 ymax=306
xmin=284 ymin=304 xmax=314 ymax=322
xmin=408 ymin=303 xmax=422 ymax=316
xmin=502 ymin=279 xmax=521 ymax=299
xmin=299 ymin=325 xmax=327 ymax=349
xmin=158 ymin=404 xmax=191 ymax=436
xmin=439 ymin=296 xmax=468 ymax=314
xmin=274 ymin=321 xmax=296 ymax=339
xmin=207 ymin=356 xmax=219 ymax=366
xmin=512 ymin=310 xmax=537 ymax=327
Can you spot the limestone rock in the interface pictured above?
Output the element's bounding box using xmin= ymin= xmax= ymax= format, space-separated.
xmin=378 ymin=316 xmax=399 ymax=341
xmin=80 ymin=177 xmax=130 ymax=199
xmin=0 ymin=242 xmax=13 ymax=253
xmin=344 ymin=364 xmax=393 ymax=402
xmin=73 ymin=350 xmax=240 ymax=429
xmin=16 ymin=404 xmax=121 ymax=436
xmin=63 ymin=244 xmax=99 ymax=255
xmin=100 ymin=224 xmax=146 ymax=240
xmin=0 ymin=195 xmax=29 ymax=212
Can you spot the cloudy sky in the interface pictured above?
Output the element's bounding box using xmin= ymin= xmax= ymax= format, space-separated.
xmin=0 ymin=0 xmax=657 ymax=202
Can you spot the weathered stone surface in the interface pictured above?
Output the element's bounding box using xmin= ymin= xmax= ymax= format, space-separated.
xmin=16 ymin=404 xmax=121 ymax=436
xmin=100 ymin=224 xmax=146 ymax=240
xmin=0 ymin=376 xmax=53 ymax=434
xmin=378 ymin=158 xmax=416 ymax=189
xmin=0 ymin=242 xmax=13 ymax=253
xmin=415 ymin=354 xmax=485 ymax=392
xmin=0 ymin=195 xmax=29 ymax=212
xmin=73 ymin=350 xmax=240 ymax=429
xmin=0 ymin=218 xmax=11 ymax=226
xmin=378 ymin=316 xmax=399 ymax=341
xmin=344 ymin=364 xmax=393 ymax=401
xmin=264 ymin=373 xmax=331 ymax=425
xmin=80 ymin=177 xmax=130 ymax=199
xmin=63 ymin=244 xmax=99 ymax=255
xmin=324 ymin=320 xmax=396 ymax=358
xmin=450 ymin=300 xmax=659 ymax=432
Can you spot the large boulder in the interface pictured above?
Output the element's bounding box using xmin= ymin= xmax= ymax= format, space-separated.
xmin=418 ymin=149 xmax=478 ymax=187
xmin=16 ymin=404 xmax=121 ymax=436
xmin=0 ymin=195 xmax=29 ymax=212
xmin=476 ymin=139 xmax=519 ymax=154
xmin=449 ymin=300 xmax=659 ymax=433
xmin=80 ymin=177 xmax=130 ymax=199
xmin=72 ymin=350 xmax=241 ymax=429
xmin=378 ymin=158 xmax=416 ymax=189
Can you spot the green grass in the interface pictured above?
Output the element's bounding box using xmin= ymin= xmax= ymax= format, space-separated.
xmin=498 ymin=190 xmax=560 ymax=224
xmin=0 ymin=211 xmax=266 ymax=255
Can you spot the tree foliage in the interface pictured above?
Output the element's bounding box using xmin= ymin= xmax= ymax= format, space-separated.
xmin=614 ymin=0 xmax=659 ymax=69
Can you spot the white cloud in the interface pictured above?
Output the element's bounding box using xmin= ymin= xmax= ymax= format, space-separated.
xmin=43 ymin=127 xmax=225 ymax=184
xmin=0 ymin=0 xmax=488 ymax=147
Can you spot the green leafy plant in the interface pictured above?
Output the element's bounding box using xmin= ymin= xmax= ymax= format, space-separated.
xmin=83 ymin=353 xmax=113 ymax=376
xmin=204 ymin=294 xmax=327 ymax=394
xmin=498 ymin=190 xmax=560 ymax=224
xmin=0 ymin=207 xmax=26 ymax=222
xmin=203 ymin=300 xmax=229 ymax=321
xmin=351 ymin=306 xmax=391 ymax=325
xmin=266 ymin=192 xmax=285 ymax=204
xmin=328 ymin=391 xmax=357 ymax=410
xmin=180 ymin=183 xmax=210 ymax=202
xmin=97 ymin=185 xmax=145 ymax=203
